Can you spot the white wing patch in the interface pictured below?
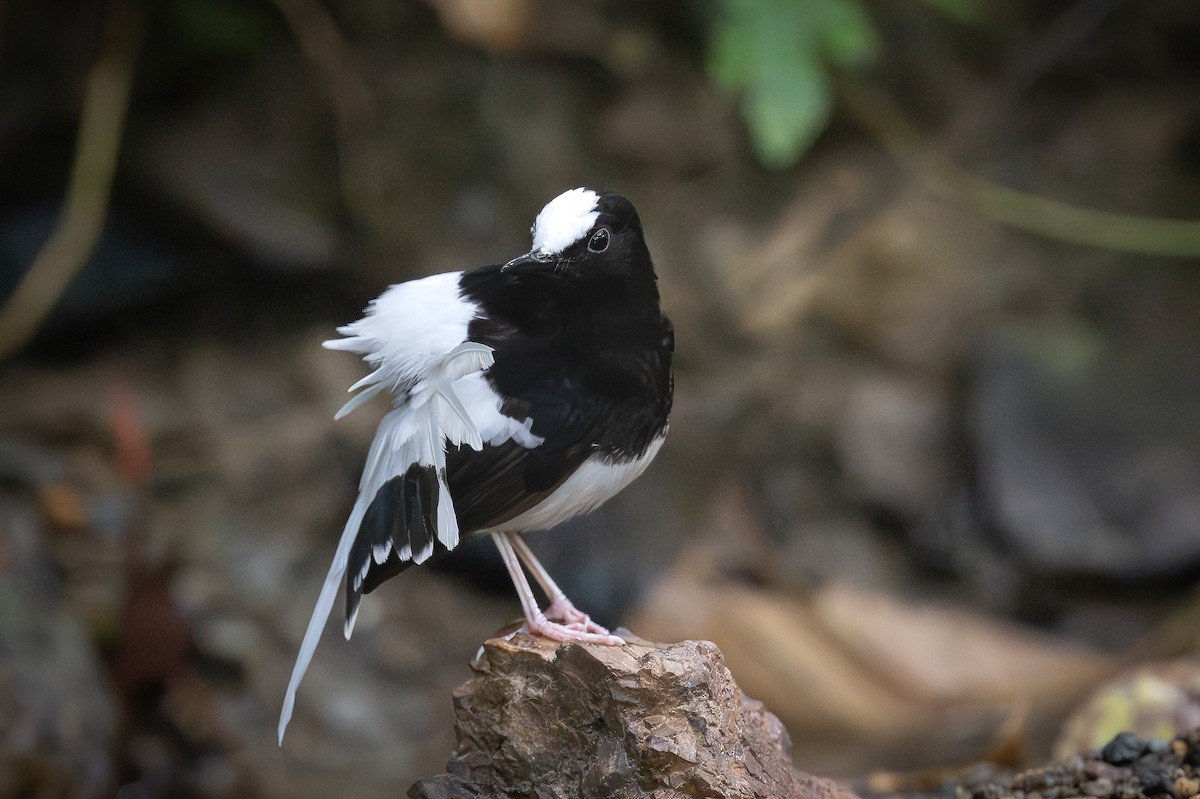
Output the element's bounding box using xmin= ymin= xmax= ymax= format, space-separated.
xmin=531 ymin=187 xmax=600 ymax=255
xmin=279 ymin=272 xmax=541 ymax=745
xmin=324 ymin=271 xmax=480 ymax=411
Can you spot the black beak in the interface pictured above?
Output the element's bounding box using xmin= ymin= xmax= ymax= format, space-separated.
xmin=501 ymin=249 xmax=555 ymax=274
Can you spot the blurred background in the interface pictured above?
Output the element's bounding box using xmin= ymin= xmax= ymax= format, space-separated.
xmin=2 ymin=0 xmax=1200 ymax=796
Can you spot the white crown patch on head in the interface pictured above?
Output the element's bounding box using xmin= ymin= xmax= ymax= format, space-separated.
xmin=531 ymin=188 xmax=601 ymax=255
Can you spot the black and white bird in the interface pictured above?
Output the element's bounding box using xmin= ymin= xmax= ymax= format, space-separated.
xmin=279 ymin=187 xmax=673 ymax=743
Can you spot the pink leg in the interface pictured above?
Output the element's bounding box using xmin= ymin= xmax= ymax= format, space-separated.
xmin=490 ymin=532 xmax=624 ymax=646
xmin=506 ymin=534 xmax=614 ymax=635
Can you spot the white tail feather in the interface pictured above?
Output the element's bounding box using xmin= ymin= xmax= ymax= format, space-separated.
xmin=334 ymin=382 xmax=386 ymax=421
xmin=278 ymin=501 xmax=366 ymax=745
xmin=322 ymin=335 xmax=362 ymax=351
xmin=436 ymin=476 xmax=459 ymax=550
xmin=372 ymin=542 xmax=390 ymax=564
xmin=348 ymin=368 xmax=383 ymax=393
xmin=413 ymin=541 xmax=434 ymax=564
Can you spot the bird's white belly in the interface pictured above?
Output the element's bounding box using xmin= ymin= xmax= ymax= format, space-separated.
xmin=486 ymin=431 xmax=666 ymax=533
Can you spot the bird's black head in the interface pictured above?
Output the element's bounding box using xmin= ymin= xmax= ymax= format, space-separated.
xmin=501 ymin=188 xmax=653 ymax=282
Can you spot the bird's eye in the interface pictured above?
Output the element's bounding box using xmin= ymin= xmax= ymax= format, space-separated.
xmin=588 ymin=228 xmax=610 ymax=253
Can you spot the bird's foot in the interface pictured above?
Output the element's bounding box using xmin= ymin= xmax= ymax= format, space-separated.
xmin=520 ymin=610 xmax=625 ymax=646
xmin=543 ymin=597 xmax=606 ymax=632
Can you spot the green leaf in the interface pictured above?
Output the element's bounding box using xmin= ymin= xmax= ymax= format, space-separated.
xmin=709 ymin=0 xmax=878 ymax=168
xmin=743 ymin=55 xmax=833 ymax=168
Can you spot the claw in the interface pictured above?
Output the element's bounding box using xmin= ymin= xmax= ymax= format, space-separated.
xmin=522 ymin=613 xmax=626 ymax=646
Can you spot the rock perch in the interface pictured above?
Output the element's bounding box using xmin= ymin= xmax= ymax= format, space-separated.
xmin=409 ymin=632 xmax=857 ymax=799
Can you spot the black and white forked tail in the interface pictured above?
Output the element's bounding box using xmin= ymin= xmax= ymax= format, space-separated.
xmin=346 ymin=461 xmax=440 ymax=630
xmin=278 ymin=341 xmax=493 ymax=745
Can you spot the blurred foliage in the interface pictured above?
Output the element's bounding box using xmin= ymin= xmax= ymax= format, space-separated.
xmin=709 ymin=0 xmax=977 ymax=168
xmin=920 ymin=0 xmax=984 ymax=25
xmin=164 ymin=0 xmax=273 ymax=59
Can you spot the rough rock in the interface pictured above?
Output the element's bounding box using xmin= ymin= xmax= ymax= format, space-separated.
xmin=410 ymin=633 xmax=855 ymax=799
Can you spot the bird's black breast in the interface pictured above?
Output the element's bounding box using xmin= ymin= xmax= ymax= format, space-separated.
xmin=461 ymin=269 xmax=672 ymax=459
xmin=443 ymin=267 xmax=674 ymax=532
